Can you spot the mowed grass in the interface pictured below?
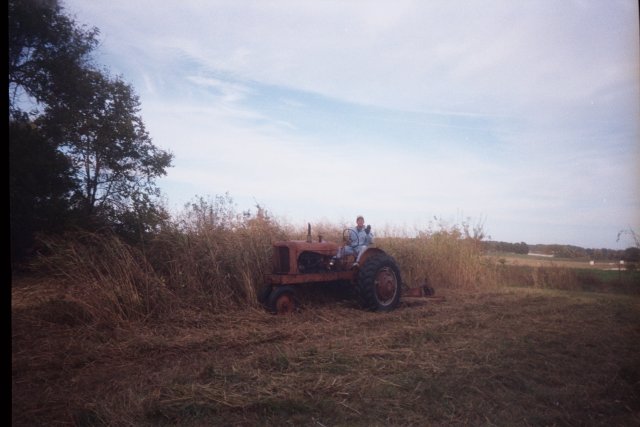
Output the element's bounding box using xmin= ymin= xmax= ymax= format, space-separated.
xmin=12 ymin=278 xmax=640 ymax=426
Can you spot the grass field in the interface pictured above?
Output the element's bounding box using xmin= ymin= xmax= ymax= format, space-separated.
xmin=487 ymin=252 xmax=632 ymax=271
xmin=12 ymin=276 xmax=640 ymax=426
xmin=488 ymin=253 xmax=640 ymax=295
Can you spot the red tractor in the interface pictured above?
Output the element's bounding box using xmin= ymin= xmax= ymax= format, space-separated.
xmin=258 ymin=224 xmax=433 ymax=314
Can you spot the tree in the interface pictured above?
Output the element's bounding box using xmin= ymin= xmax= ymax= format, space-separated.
xmin=9 ymin=0 xmax=173 ymax=261
xmin=10 ymin=115 xmax=76 ymax=261
xmin=9 ymin=0 xmax=98 ymax=118
xmin=42 ymin=69 xmax=173 ymax=227
xmin=514 ymin=242 xmax=529 ymax=254
xmin=10 ymin=0 xmax=98 ymax=262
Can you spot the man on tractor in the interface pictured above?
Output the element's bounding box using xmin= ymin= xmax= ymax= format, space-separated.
xmin=331 ymin=215 xmax=374 ymax=268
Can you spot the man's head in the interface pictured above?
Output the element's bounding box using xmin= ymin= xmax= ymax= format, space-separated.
xmin=356 ymin=215 xmax=364 ymax=228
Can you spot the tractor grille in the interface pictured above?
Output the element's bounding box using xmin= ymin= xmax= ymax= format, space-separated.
xmin=274 ymin=246 xmax=290 ymax=273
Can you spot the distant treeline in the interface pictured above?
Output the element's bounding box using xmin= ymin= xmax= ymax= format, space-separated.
xmin=484 ymin=241 xmax=530 ymax=255
xmin=484 ymin=241 xmax=640 ymax=262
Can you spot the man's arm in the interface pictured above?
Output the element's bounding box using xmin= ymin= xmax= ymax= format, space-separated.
xmin=365 ymin=225 xmax=374 ymax=245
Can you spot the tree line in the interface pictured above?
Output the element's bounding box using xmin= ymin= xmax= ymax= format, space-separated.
xmin=10 ymin=0 xmax=173 ymax=263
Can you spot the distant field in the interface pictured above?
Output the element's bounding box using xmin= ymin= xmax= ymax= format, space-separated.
xmin=487 ymin=252 xmax=629 ymax=270
xmin=487 ymin=253 xmax=640 ymax=295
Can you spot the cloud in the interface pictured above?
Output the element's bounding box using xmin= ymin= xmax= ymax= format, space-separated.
xmin=186 ymin=76 xmax=252 ymax=103
xmin=69 ymin=1 xmax=638 ymax=119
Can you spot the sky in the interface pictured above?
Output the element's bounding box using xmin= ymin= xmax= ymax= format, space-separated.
xmin=61 ymin=0 xmax=639 ymax=249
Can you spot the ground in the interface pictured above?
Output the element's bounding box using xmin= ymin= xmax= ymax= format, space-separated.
xmin=12 ymin=276 xmax=640 ymax=426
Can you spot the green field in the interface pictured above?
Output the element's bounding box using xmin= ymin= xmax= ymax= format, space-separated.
xmin=487 ymin=252 xmax=634 ymax=270
xmin=487 ymin=253 xmax=640 ymax=295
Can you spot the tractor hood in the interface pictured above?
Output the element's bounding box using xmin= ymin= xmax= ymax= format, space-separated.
xmin=272 ymin=240 xmax=339 ymax=254
xmin=271 ymin=240 xmax=340 ymax=275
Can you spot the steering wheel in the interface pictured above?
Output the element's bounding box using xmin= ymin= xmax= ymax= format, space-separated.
xmin=343 ymin=228 xmax=360 ymax=248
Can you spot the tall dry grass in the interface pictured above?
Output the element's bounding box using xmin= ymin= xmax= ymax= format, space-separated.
xmin=32 ymin=198 xmax=500 ymax=323
xmin=377 ymin=221 xmax=496 ymax=291
xmin=146 ymin=196 xmax=288 ymax=311
xmin=34 ymin=231 xmax=172 ymax=325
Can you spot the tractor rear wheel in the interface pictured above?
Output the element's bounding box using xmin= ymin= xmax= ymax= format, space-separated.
xmin=357 ymin=254 xmax=402 ymax=311
xmin=266 ymin=286 xmax=299 ymax=315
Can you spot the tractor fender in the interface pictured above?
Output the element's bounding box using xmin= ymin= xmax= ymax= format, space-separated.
xmin=357 ymin=247 xmax=387 ymax=266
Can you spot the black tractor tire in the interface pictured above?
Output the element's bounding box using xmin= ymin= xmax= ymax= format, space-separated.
xmin=266 ymin=286 xmax=299 ymax=315
xmin=257 ymin=284 xmax=273 ymax=305
xmin=356 ymin=253 xmax=402 ymax=312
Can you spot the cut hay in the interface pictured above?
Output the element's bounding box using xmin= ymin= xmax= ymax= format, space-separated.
xmin=12 ymin=279 xmax=640 ymax=426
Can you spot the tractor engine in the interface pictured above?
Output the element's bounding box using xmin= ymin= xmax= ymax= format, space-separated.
xmin=297 ymin=251 xmax=328 ymax=273
xmin=271 ymin=241 xmax=339 ymax=275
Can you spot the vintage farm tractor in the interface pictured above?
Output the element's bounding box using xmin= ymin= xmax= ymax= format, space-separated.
xmin=258 ymin=224 xmax=435 ymax=314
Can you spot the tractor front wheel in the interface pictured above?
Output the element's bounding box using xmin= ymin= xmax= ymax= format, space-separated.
xmin=357 ymin=254 xmax=402 ymax=312
xmin=257 ymin=284 xmax=272 ymax=305
xmin=266 ymin=286 xmax=299 ymax=315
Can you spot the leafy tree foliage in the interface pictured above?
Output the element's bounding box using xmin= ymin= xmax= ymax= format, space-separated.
xmin=42 ymin=69 xmax=173 ymax=226
xmin=9 ymin=0 xmax=98 ymax=117
xmin=10 ymin=115 xmax=75 ymax=260
xmin=484 ymin=240 xmax=529 ymax=255
xmin=113 ymin=191 xmax=171 ymax=245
